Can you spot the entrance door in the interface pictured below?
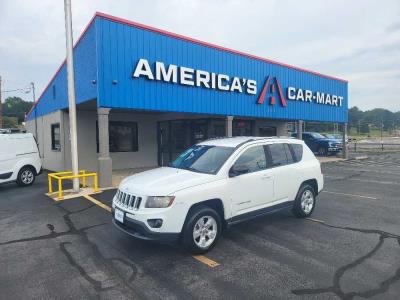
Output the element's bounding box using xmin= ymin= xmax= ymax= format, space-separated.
xmin=158 ymin=118 xmax=228 ymax=166
xmin=191 ymin=120 xmax=208 ymax=144
xmin=158 ymin=121 xmax=170 ymax=166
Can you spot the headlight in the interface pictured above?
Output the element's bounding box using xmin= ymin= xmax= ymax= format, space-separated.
xmin=145 ymin=196 xmax=175 ymax=208
xmin=328 ymin=142 xmax=335 ymax=147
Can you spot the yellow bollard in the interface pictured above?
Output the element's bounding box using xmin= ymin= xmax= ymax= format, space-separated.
xmin=82 ymin=171 xmax=86 ymax=188
xmin=58 ymin=178 xmax=63 ymax=200
xmin=48 ymin=174 xmax=53 ymax=194
xmin=94 ymin=173 xmax=98 ymax=192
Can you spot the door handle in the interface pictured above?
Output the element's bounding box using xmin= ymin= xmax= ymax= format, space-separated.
xmin=261 ymin=174 xmax=272 ymax=179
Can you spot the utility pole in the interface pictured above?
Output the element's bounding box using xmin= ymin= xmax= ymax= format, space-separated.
xmin=64 ymin=0 xmax=80 ymax=192
xmin=30 ymin=82 xmax=38 ymax=141
xmin=0 ymin=76 xmax=2 ymax=129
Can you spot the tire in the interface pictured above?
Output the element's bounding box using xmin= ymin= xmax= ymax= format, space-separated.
xmin=16 ymin=166 xmax=36 ymax=187
xmin=317 ymin=146 xmax=327 ymax=156
xmin=182 ymin=205 xmax=222 ymax=254
xmin=292 ymin=184 xmax=316 ymax=218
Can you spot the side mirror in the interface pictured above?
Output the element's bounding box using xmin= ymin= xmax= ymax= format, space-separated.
xmin=229 ymin=164 xmax=249 ymax=177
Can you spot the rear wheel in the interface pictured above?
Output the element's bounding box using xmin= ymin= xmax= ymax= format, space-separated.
xmin=182 ymin=205 xmax=222 ymax=254
xmin=292 ymin=184 xmax=316 ymax=218
xmin=17 ymin=166 xmax=36 ymax=187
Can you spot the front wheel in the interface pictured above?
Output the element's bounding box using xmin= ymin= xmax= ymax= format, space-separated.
xmin=292 ymin=184 xmax=316 ymax=218
xmin=182 ymin=205 xmax=222 ymax=254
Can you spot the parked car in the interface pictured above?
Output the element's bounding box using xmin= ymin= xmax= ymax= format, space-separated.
xmin=292 ymin=132 xmax=342 ymax=156
xmin=112 ymin=137 xmax=323 ymax=254
xmin=322 ymin=133 xmax=348 ymax=143
xmin=0 ymin=133 xmax=42 ymax=186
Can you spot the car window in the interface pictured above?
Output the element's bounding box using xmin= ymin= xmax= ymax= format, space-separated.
xmin=284 ymin=144 xmax=295 ymax=163
xmin=266 ymin=143 xmax=288 ymax=167
xmin=170 ymin=145 xmax=234 ymax=174
xmin=310 ymin=132 xmax=325 ymax=139
xmin=233 ymin=145 xmax=267 ymax=173
xmin=290 ymin=144 xmax=303 ymax=162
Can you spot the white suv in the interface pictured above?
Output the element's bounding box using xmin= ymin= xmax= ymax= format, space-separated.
xmin=112 ymin=137 xmax=323 ymax=254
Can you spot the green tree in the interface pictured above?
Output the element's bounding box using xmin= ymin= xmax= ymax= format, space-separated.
xmin=2 ymin=96 xmax=33 ymax=124
xmin=2 ymin=116 xmax=18 ymax=128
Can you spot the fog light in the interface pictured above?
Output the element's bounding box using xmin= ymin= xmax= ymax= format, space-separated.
xmin=147 ymin=219 xmax=163 ymax=228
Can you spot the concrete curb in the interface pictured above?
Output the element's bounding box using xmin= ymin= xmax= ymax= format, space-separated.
xmin=348 ymin=155 xmax=368 ymax=161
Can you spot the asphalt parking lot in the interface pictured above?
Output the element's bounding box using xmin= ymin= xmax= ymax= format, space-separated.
xmin=1 ymin=152 xmax=399 ymax=299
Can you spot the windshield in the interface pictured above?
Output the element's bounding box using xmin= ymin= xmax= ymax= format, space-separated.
xmin=310 ymin=132 xmax=326 ymax=139
xmin=170 ymin=145 xmax=234 ymax=174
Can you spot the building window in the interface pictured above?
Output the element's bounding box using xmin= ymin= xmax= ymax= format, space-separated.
xmin=51 ymin=123 xmax=61 ymax=151
xmin=233 ymin=119 xmax=254 ymax=136
xmin=109 ymin=121 xmax=138 ymax=152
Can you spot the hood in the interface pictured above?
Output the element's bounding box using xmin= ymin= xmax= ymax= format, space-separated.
xmin=316 ymin=137 xmax=338 ymax=144
xmin=119 ymin=167 xmax=216 ymax=195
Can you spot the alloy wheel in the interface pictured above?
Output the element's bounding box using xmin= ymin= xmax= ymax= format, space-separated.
xmin=193 ymin=215 xmax=218 ymax=249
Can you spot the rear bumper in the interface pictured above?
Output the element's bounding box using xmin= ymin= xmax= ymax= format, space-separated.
xmin=111 ymin=209 xmax=180 ymax=242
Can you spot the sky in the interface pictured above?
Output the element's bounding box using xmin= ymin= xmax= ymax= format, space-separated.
xmin=0 ymin=0 xmax=399 ymax=112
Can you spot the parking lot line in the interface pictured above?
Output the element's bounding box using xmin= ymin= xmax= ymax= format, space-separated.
xmin=306 ymin=218 xmax=325 ymax=224
xmin=82 ymin=194 xmax=221 ymax=268
xmin=192 ymin=255 xmax=220 ymax=268
xmin=322 ymin=190 xmax=378 ymax=200
xmin=83 ymin=194 xmax=112 ymax=212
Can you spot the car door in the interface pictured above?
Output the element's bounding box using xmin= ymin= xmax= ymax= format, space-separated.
xmin=0 ymin=136 xmax=18 ymax=183
xmin=265 ymin=143 xmax=294 ymax=203
xmin=227 ymin=145 xmax=274 ymax=216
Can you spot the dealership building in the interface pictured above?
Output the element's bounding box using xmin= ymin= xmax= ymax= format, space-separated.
xmin=25 ymin=12 xmax=348 ymax=187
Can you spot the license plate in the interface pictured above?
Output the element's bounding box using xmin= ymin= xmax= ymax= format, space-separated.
xmin=115 ymin=208 xmax=124 ymax=223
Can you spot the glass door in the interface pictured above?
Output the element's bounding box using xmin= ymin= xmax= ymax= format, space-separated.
xmin=158 ymin=121 xmax=170 ymax=166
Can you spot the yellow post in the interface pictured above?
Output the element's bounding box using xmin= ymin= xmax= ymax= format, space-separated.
xmin=94 ymin=173 xmax=98 ymax=192
xmin=48 ymin=174 xmax=53 ymax=194
xmin=82 ymin=171 xmax=86 ymax=188
xmin=58 ymin=178 xmax=63 ymax=200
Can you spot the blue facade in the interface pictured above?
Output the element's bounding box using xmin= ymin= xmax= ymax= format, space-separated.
xmin=28 ymin=13 xmax=348 ymax=123
xmin=27 ymin=23 xmax=97 ymax=120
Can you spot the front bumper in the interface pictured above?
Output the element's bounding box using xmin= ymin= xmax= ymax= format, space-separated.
xmin=111 ymin=208 xmax=180 ymax=242
xmin=327 ymin=147 xmax=342 ymax=153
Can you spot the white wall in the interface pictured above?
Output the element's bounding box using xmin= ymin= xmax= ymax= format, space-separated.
xmin=25 ymin=111 xmax=65 ymax=171
xmin=62 ymin=110 xmax=99 ymax=172
xmin=109 ymin=112 xmax=158 ymax=169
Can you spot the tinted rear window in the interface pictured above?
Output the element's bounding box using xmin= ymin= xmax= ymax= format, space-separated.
xmin=290 ymin=144 xmax=303 ymax=162
xmin=267 ymin=144 xmax=287 ymax=167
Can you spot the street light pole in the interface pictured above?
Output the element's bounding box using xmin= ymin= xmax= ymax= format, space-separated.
xmin=64 ymin=0 xmax=79 ymax=192
xmin=30 ymin=82 xmax=38 ymax=141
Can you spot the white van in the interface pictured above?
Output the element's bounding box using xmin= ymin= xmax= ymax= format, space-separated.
xmin=0 ymin=133 xmax=42 ymax=186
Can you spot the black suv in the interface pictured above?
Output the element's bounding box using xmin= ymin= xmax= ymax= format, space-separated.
xmin=292 ymin=132 xmax=342 ymax=156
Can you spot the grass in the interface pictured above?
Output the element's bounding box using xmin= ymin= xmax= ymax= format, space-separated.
xmin=348 ymin=127 xmax=393 ymax=140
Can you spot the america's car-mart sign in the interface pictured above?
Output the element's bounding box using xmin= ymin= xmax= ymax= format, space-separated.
xmin=133 ymin=58 xmax=344 ymax=107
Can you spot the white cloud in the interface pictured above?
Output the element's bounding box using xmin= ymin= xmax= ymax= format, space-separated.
xmin=0 ymin=0 xmax=399 ymax=111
